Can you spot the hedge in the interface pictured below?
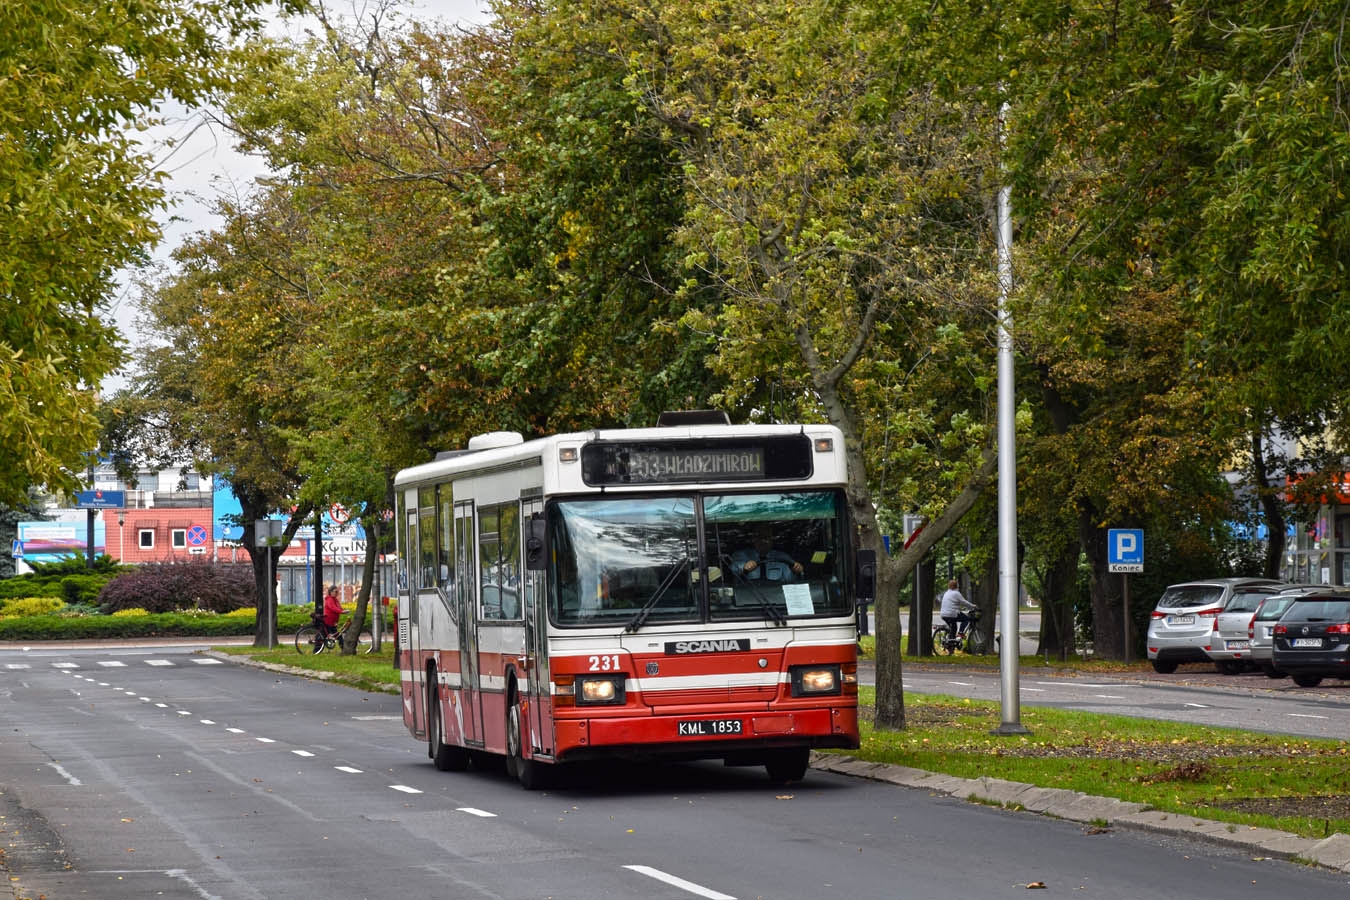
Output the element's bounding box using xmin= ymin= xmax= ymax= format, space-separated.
xmin=0 ymin=607 xmax=395 ymax=641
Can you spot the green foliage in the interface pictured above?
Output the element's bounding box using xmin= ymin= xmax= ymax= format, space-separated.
xmin=0 ymin=0 xmax=287 ymax=506
xmin=59 ymin=573 xmax=107 ymax=606
xmin=0 ymin=578 xmax=63 ymax=600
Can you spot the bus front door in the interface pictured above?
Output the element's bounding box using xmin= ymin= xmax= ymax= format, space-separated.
xmin=455 ymin=501 xmax=483 ymax=746
xmin=522 ymin=500 xmax=551 ymax=756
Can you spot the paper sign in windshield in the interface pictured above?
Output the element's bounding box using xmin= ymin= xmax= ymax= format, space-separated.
xmin=782 ymin=583 xmax=815 ymax=616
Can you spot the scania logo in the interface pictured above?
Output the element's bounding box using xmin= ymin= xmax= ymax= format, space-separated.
xmin=665 ymin=639 xmax=750 ymax=654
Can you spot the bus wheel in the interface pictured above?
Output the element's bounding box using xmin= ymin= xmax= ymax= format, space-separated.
xmin=507 ymin=688 xmax=551 ymax=790
xmin=429 ymin=684 xmax=469 ymax=772
xmin=764 ymin=747 xmax=809 ymax=784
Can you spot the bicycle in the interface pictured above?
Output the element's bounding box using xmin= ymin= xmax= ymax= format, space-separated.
xmin=295 ymin=616 xmax=374 ymax=655
xmin=932 ymin=607 xmax=986 ymax=656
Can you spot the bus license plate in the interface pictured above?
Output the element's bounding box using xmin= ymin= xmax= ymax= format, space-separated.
xmin=1225 ymin=640 xmax=1249 ymax=650
xmin=1292 ymin=638 xmax=1322 ymax=648
xmin=678 ymin=718 xmax=743 ymax=737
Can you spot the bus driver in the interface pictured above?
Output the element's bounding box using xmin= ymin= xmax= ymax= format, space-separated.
xmin=731 ymin=524 xmax=804 ymax=582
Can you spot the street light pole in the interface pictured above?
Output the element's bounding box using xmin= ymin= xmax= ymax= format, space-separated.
xmin=994 ymin=101 xmax=1030 ymax=736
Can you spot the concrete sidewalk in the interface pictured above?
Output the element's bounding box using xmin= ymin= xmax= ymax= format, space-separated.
xmin=809 ymin=752 xmax=1350 ymax=874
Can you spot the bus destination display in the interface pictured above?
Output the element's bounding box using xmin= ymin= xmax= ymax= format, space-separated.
xmin=581 ymin=435 xmax=814 ymax=486
xmin=627 ymin=448 xmax=763 ymax=482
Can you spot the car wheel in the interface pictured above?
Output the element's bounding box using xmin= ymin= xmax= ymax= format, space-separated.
xmin=1262 ymin=664 xmax=1286 ymax=679
xmin=1151 ymin=659 xmax=1178 ymax=674
xmin=1215 ymin=660 xmax=1241 ymax=675
xmin=1291 ymin=674 xmax=1323 ymax=688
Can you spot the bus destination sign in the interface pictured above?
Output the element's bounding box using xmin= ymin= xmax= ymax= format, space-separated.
xmin=626 ymin=448 xmax=763 ymax=483
xmin=580 ymin=435 xmax=813 ymax=486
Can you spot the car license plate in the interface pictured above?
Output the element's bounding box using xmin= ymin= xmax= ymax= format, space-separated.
xmin=1225 ymin=640 xmax=1250 ymax=650
xmin=1292 ymin=638 xmax=1322 ymax=648
xmin=677 ymin=718 xmax=743 ymax=737
xmin=1168 ymin=615 xmax=1194 ymax=626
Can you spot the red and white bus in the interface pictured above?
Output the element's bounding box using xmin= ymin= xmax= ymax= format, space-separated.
xmin=394 ymin=414 xmax=874 ymax=788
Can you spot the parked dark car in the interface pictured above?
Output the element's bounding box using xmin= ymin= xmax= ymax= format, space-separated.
xmin=1270 ymin=590 xmax=1350 ymax=688
xmin=1247 ymin=585 xmax=1321 ymax=678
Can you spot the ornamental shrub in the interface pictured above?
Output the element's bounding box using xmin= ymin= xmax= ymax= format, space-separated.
xmin=0 ymin=578 xmax=63 ymax=599
xmin=97 ymin=560 xmax=255 ymax=614
xmin=0 ymin=596 xmax=64 ymax=617
xmin=59 ymin=573 xmax=105 ymax=605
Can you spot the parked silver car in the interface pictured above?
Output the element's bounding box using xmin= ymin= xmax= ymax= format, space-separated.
xmin=1205 ymin=584 xmax=1284 ymax=674
xmin=1146 ymin=577 xmax=1284 ymax=674
xmin=1247 ymin=586 xmax=1321 ymax=678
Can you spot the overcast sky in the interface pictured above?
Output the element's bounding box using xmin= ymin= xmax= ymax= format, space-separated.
xmin=104 ymin=0 xmax=490 ymax=389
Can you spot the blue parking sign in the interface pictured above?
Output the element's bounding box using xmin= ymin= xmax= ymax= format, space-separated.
xmin=1108 ymin=528 xmax=1143 ymax=572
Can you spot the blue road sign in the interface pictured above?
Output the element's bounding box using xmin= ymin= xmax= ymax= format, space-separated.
xmin=186 ymin=525 xmax=208 ymax=546
xmin=1108 ymin=528 xmax=1144 ymax=573
xmin=75 ymin=490 xmax=125 ymax=509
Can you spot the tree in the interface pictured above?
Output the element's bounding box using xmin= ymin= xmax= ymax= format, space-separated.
xmin=620 ymin=0 xmax=1006 ymax=728
xmin=0 ymin=0 xmax=287 ymax=505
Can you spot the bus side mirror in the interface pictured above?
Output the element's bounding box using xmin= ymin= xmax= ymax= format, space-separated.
xmin=525 ymin=516 xmax=546 ymax=571
xmin=856 ymin=549 xmax=876 ymax=601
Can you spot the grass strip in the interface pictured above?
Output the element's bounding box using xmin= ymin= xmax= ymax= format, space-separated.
xmin=214 ymin=643 xmax=400 ymax=693
xmin=853 ymin=686 xmax=1350 ymax=840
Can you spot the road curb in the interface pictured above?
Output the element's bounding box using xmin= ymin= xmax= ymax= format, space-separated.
xmin=809 ymin=752 xmax=1350 ymax=874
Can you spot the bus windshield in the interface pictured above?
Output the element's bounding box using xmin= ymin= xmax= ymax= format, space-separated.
xmin=548 ymin=490 xmax=849 ymax=627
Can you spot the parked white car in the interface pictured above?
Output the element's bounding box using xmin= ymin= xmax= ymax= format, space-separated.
xmin=1205 ymin=584 xmax=1284 ymax=674
xmin=1146 ymin=577 xmax=1284 ymax=674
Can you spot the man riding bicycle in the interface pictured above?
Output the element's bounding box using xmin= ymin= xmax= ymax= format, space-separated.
xmin=939 ymin=579 xmax=975 ymax=638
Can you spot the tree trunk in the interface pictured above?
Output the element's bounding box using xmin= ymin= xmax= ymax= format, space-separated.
xmin=340 ymin=520 xmax=379 ymax=655
xmin=1035 ymin=543 xmax=1079 ymax=659
xmin=1079 ymin=506 xmax=1127 ymax=659
xmin=970 ymin=549 xmax=997 ymax=654
xmin=1250 ymin=427 xmax=1287 ymax=580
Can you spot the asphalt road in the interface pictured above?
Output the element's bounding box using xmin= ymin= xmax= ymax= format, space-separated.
xmin=2 ymin=644 xmax=1347 ymax=899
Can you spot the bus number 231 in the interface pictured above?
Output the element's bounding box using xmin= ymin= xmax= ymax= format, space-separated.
xmin=589 ymin=654 xmax=620 ymax=671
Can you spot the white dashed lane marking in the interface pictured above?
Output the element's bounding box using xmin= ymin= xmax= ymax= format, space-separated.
xmin=623 ymin=865 xmax=736 ymax=900
xmin=145 ymin=660 xmax=174 ymax=666
xmin=390 ymin=785 xmax=422 ymax=794
xmin=98 ymin=661 xmax=127 ymax=667
xmin=335 ymin=766 xmax=362 ymax=774
xmin=456 ymin=807 xmax=496 ymax=818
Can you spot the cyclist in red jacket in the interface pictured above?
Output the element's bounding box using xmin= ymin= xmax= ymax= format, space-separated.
xmin=317 ymin=586 xmax=343 ymax=643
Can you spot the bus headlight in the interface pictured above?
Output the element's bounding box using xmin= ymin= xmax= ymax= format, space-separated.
xmin=790 ymin=664 xmax=841 ymax=696
xmin=576 ymin=675 xmax=626 ymax=705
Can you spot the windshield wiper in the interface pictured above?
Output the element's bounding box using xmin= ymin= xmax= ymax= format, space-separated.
xmin=722 ymin=556 xmax=787 ymax=626
xmin=625 ymin=557 xmax=690 ymax=633
xmin=748 ymin=587 xmax=787 ymax=626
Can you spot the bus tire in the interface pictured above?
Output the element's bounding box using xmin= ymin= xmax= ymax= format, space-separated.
xmin=764 ymin=747 xmax=809 ymax=784
xmin=428 ymin=682 xmax=469 ymax=772
xmin=507 ymin=684 xmax=551 ymax=790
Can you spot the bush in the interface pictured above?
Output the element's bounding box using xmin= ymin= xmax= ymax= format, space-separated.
xmin=0 ymin=596 xmax=64 ymax=617
xmin=98 ymin=560 xmax=255 ymax=614
xmin=59 ymin=573 xmax=105 ymax=606
xmin=0 ymin=578 xmax=63 ymax=599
